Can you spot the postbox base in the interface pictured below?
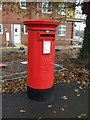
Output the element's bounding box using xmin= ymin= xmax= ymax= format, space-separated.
xmin=27 ymin=85 xmax=54 ymax=102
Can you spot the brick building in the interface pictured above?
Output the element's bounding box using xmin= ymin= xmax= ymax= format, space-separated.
xmin=0 ymin=1 xmax=75 ymax=47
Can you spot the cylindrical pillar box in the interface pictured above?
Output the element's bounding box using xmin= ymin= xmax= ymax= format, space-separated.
xmin=24 ymin=19 xmax=60 ymax=102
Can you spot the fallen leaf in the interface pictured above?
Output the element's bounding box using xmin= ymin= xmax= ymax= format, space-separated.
xmin=78 ymin=116 xmax=81 ymax=118
xmin=74 ymin=89 xmax=79 ymax=92
xmin=77 ymin=113 xmax=87 ymax=118
xmin=61 ymin=108 xmax=64 ymax=111
xmin=67 ymin=80 xmax=70 ymax=83
xmin=77 ymin=81 xmax=81 ymax=84
xmin=80 ymin=114 xmax=87 ymax=117
xmin=19 ymin=110 xmax=26 ymax=113
xmin=53 ymin=111 xmax=56 ymax=114
xmin=62 ymin=73 xmax=65 ymax=77
xmin=82 ymin=81 xmax=87 ymax=85
xmin=37 ymin=117 xmax=42 ymax=120
xmin=61 ymin=96 xmax=68 ymax=100
xmin=64 ymin=80 xmax=66 ymax=82
xmin=77 ymin=94 xmax=80 ymax=96
xmin=74 ymin=89 xmax=79 ymax=93
xmin=79 ymin=86 xmax=83 ymax=89
xmin=48 ymin=105 xmax=52 ymax=108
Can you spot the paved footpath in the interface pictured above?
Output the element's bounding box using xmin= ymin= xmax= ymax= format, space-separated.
xmin=2 ymin=82 xmax=89 ymax=119
xmin=0 ymin=45 xmax=82 ymax=53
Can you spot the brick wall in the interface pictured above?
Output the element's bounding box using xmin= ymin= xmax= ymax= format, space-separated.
xmin=1 ymin=3 xmax=74 ymax=46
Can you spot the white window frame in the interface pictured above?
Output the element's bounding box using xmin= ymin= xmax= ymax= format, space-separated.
xmin=42 ymin=2 xmax=52 ymax=13
xmin=0 ymin=24 xmax=3 ymax=34
xmin=24 ymin=25 xmax=28 ymax=34
xmin=20 ymin=0 xmax=26 ymax=9
xmin=0 ymin=2 xmax=2 ymax=10
xmin=57 ymin=25 xmax=66 ymax=36
xmin=58 ymin=4 xmax=67 ymax=15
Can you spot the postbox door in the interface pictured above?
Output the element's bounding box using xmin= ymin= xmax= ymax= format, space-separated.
xmin=38 ymin=34 xmax=56 ymax=89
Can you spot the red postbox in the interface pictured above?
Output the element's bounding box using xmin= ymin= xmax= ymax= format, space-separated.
xmin=24 ymin=19 xmax=60 ymax=101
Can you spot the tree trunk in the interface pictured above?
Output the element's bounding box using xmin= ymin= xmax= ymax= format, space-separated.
xmin=78 ymin=2 xmax=90 ymax=68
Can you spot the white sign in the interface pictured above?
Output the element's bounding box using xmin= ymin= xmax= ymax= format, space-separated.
xmin=43 ymin=41 xmax=51 ymax=54
xmin=6 ymin=32 xmax=9 ymax=41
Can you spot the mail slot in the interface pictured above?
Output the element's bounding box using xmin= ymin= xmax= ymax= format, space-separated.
xmin=40 ymin=34 xmax=55 ymax=37
xmin=24 ymin=19 xmax=60 ymax=101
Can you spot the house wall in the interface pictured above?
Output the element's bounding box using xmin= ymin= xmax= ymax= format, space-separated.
xmin=0 ymin=10 xmax=2 ymax=46
xmin=56 ymin=22 xmax=74 ymax=45
xmin=1 ymin=2 xmax=74 ymax=46
xmin=1 ymin=3 xmax=29 ymax=46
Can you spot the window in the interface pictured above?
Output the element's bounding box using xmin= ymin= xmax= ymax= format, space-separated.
xmin=0 ymin=24 xmax=3 ymax=34
xmin=20 ymin=0 xmax=26 ymax=9
xmin=0 ymin=1 xmax=2 ymax=10
xmin=58 ymin=4 xmax=67 ymax=15
xmin=57 ymin=25 xmax=66 ymax=36
xmin=75 ymin=6 xmax=82 ymax=18
xmin=24 ymin=25 xmax=28 ymax=34
xmin=42 ymin=2 xmax=52 ymax=13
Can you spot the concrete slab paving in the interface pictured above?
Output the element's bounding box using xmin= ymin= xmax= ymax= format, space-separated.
xmin=0 ymin=94 xmax=2 ymax=120
xmin=2 ymin=82 xmax=88 ymax=119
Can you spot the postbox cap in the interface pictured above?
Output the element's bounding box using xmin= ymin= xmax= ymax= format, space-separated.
xmin=24 ymin=19 xmax=60 ymax=26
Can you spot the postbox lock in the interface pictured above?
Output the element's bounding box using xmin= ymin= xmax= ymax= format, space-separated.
xmin=46 ymin=30 xmax=50 ymax=33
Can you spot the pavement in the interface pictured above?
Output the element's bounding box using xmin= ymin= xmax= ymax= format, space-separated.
xmin=0 ymin=44 xmax=82 ymax=53
xmin=2 ymin=82 xmax=89 ymax=119
xmin=0 ymin=44 xmax=27 ymax=53
xmin=0 ymin=86 xmax=2 ymax=120
xmin=55 ymin=45 xmax=82 ymax=50
xmin=0 ymin=44 xmax=27 ymax=50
